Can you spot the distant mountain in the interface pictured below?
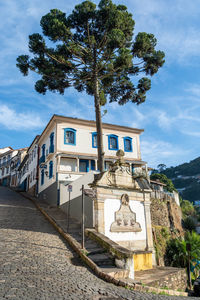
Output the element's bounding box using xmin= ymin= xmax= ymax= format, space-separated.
xmin=161 ymin=157 xmax=200 ymax=203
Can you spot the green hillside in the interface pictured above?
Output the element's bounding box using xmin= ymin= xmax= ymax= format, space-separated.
xmin=159 ymin=157 xmax=200 ymax=203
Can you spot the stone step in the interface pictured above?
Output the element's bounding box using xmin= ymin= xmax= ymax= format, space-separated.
xmin=87 ymin=248 xmax=107 ymax=255
xmin=88 ymin=253 xmax=115 ymax=266
xmin=102 ymin=267 xmax=130 ymax=279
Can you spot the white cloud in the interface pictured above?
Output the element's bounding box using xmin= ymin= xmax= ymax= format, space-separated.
xmin=185 ymin=84 xmax=200 ymax=98
xmin=141 ymin=138 xmax=190 ymax=168
xmin=0 ymin=105 xmax=44 ymax=130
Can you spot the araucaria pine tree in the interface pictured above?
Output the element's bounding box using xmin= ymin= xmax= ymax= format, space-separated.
xmin=16 ymin=0 xmax=165 ymax=172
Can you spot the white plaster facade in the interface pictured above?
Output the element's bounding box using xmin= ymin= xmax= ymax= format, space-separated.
xmin=18 ymin=136 xmax=40 ymax=194
xmin=104 ymin=198 xmax=147 ymax=250
xmin=37 ymin=114 xmax=146 ymax=205
xmin=0 ymin=147 xmax=27 ymax=186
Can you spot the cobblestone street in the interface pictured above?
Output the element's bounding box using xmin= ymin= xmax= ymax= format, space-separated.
xmin=0 ymin=187 xmax=196 ymax=299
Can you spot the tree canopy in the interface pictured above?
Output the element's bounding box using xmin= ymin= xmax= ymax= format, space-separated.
xmin=16 ymin=0 xmax=165 ymax=171
xmin=150 ymin=173 xmax=176 ymax=193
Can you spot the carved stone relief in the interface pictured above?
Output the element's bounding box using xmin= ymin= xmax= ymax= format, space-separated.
xmin=110 ymin=194 xmax=142 ymax=232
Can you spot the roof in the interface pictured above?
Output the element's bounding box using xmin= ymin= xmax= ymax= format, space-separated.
xmin=0 ymin=146 xmax=13 ymax=154
xmin=150 ymin=180 xmax=166 ymax=186
xmin=38 ymin=114 xmax=144 ymax=144
xmin=0 ymin=148 xmax=14 ymax=158
xmin=27 ymin=135 xmax=40 ymax=153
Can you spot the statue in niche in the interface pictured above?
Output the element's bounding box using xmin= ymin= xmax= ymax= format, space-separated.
xmin=110 ymin=194 xmax=142 ymax=232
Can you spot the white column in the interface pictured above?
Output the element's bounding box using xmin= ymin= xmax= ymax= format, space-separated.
xmin=57 ymin=155 xmax=61 ymax=172
xmin=76 ymin=158 xmax=79 ymax=172
xmin=89 ymin=160 xmax=91 ymax=171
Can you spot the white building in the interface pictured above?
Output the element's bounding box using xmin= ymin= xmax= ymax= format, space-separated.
xmin=0 ymin=147 xmax=27 ymax=187
xmin=18 ymin=136 xmax=39 ymax=195
xmin=37 ymin=114 xmax=147 ymax=206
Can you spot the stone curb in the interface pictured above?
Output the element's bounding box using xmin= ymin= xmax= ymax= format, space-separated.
xmin=19 ymin=191 xmax=188 ymax=297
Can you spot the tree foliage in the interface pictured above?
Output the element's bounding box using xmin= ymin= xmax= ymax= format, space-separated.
xmin=150 ymin=173 xmax=176 ymax=193
xmin=183 ymin=216 xmax=197 ymax=232
xmin=16 ymin=0 xmax=165 ymax=171
xmin=181 ymin=200 xmax=195 ymax=218
xmin=165 ymin=231 xmax=200 ymax=270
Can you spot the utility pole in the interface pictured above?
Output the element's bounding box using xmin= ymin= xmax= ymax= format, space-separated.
xmin=81 ymin=184 xmax=85 ymax=249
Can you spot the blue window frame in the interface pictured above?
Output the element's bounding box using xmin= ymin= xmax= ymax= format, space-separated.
xmin=49 ymin=132 xmax=54 ymax=153
xmin=79 ymin=159 xmax=89 ymax=172
xmin=108 ymin=134 xmax=119 ymax=150
xmin=92 ymin=132 xmax=97 ymax=148
xmin=39 ymin=144 xmax=46 ymax=164
xmin=42 ymin=144 xmax=46 ymax=156
xmin=49 ymin=161 xmax=53 ymax=179
xmin=91 ymin=160 xmax=95 ymax=171
xmin=64 ymin=128 xmax=76 ymax=145
xmin=131 ymin=164 xmax=135 ymax=174
xmin=41 ymin=169 xmax=44 ymax=185
xmin=123 ymin=137 xmax=133 ymax=152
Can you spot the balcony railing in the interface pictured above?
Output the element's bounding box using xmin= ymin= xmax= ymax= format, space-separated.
xmin=49 ymin=144 xmax=54 ymax=154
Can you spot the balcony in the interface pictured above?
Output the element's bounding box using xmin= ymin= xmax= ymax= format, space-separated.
xmin=39 ymin=155 xmax=45 ymax=165
xmin=49 ymin=144 xmax=54 ymax=154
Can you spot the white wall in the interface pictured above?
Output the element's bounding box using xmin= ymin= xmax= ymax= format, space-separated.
xmin=38 ymin=155 xmax=56 ymax=193
xmin=104 ymin=198 xmax=147 ymax=249
xmin=57 ymin=122 xmax=140 ymax=160
xmin=0 ymin=150 xmax=18 ymax=179
xmin=60 ymin=158 xmax=76 ymax=172
xmin=27 ymin=144 xmax=38 ymax=189
xmin=38 ymin=125 xmax=56 ymax=193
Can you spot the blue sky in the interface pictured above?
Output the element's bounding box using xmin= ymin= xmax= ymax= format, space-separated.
xmin=1 ymin=0 xmax=200 ymax=168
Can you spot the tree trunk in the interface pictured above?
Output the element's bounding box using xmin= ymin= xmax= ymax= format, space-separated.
xmin=93 ymin=48 xmax=104 ymax=172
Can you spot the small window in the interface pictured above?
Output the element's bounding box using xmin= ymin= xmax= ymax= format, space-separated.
xmin=42 ymin=144 xmax=46 ymax=157
xmin=49 ymin=161 xmax=53 ymax=179
xmin=108 ymin=134 xmax=119 ymax=150
xmin=41 ymin=169 xmax=44 ymax=185
xmin=50 ymin=132 xmax=54 ymax=145
xmin=79 ymin=159 xmax=89 ymax=172
xmin=91 ymin=160 xmax=95 ymax=170
xmin=124 ymin=137 xmax=132 ymax=152
xmin=64 ymin=128 xmax=76 ymax=145
xmin=92 ymin=132 xmax=97 ymax=148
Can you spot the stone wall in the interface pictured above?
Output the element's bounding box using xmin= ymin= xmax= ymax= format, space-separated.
xmin=150 ymin=196 xmax=183 ymax=234
xmin=149 ymin=267 xmax=187 ymax=291
xmin=150 ymin=196 xmax=184 ymax=266
xmin=150 ymin=198 xmax=170 ymax=228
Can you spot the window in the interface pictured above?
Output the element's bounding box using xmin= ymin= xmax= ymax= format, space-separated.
xmin=64 ymin=128 xmax=76 ymax=145
xmin=41 ymin=169 xmax=44 ymax=185
xmin=39 ymin=144 xmax=46 ymax=164
xmin=92 ymin=132 xmax=97 ymax=148
xmin=108 ymin=134 xmax=119 ymax=150
xmin=49 ymin=161 xmax=53 ymax=179
xmin=42 ymin=144 xmax=46 ymax=156
xmin=49 ymin=132 xmax=54 ymax=153
xmin=124 ymin=137 xmax=132 ymax=152
xmin=91 ymin=160 xmax=95 ymax=171
xmin=79 ymin=159 xmax=89 ymax=172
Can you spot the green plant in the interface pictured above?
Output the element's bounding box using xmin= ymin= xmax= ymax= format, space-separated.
xmin=183 ymin=216 xmax=196 ymax=232
xmin=16 ymin=0 xmax=165 ymax=172
xmin=181 ymin=200 xmax=195 ymax=218
xmin=150 ymin=173 xmax=176 ymax=193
